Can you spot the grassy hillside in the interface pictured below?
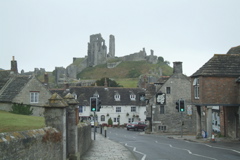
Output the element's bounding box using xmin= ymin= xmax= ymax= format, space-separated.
xmin=0 ymin=110 xmax=45 ymax=133
xmin=77 ymin=61 xmax=173 ymax=80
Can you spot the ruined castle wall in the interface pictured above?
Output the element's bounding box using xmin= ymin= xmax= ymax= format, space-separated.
xmin=121 ymin=50 xmax=146 ymax=62
xmin=55 ymin=67 xmax=66 ymax=83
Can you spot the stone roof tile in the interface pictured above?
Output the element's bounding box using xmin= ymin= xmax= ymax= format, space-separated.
xmin=0 ymin=76 xmax=31 ymax=102
xmin=191 ymin=54 xmax=240 ymax=77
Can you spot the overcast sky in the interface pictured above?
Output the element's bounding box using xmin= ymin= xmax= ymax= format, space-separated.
xmin=1 ymin=0 xmax=240 ymax=76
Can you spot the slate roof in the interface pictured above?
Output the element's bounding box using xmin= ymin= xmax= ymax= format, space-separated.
xmin=0 ymin=70 xmax=11 ymax=89
xmin=0 ymin=75 xmax=31 ymax=102
xmin=50 ymin=86 xmax=146 ymax=106
xmin=191 ymin=54 xmax=240 ymax=77
xmin=226 ymin=45 xmax=240 ymax=54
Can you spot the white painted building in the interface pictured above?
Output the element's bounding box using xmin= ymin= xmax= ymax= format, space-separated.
xmin=51 ymin=86 xmax=146 ymax=125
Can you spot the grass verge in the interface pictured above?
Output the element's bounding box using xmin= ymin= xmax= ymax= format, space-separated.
xmin=0 ymin=110 xmax=45 ymax=133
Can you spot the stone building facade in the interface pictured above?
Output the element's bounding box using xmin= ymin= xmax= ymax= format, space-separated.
xmin=145 ymin=62 xmax=196 ymax=134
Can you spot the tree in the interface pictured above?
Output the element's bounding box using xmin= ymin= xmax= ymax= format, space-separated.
xmin=158 ymin=56 xmax=164 ymax=63
xmin=94 ymin=77 xmax=122 ymax=87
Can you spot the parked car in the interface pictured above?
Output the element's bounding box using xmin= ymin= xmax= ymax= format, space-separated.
xmin=126 ymin=121 xmax=147 ymax=131
xmin=90 ymin=121 xmax=99 ymax=127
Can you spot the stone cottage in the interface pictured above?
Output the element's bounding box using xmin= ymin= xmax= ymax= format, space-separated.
xmin=0 ymin=57 xmax=52 ymax=116
xmin=145 ymin=62 xmax=196 ymax=134
xmin=191 ymin=53 xmax=240 ymax=139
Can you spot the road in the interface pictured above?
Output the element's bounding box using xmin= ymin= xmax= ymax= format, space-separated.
xmin=103 ymin=128 xmax=240 ymax=160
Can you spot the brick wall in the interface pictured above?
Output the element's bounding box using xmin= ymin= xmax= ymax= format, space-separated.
xmin=192 ymin=77 xmax=238 ymax=104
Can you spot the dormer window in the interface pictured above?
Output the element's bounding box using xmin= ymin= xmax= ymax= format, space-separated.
xmin=93 ymin=91 xmax=99 ymax=98
xmin=140 ymin=95 xmax=145 ymax=101
xmin=114 ymin=94 xmax=120 ymax=101
xmin=130 ymin=94 xmax=136 ymax=101
xmin=72 ymin=92 xmax=77 ymax=99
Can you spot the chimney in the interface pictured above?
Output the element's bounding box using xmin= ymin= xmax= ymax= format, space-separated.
xmin=11 ymin=56 xmax=18 ymax=74
xmin=44 ymin=73 xmax=49 ymax=85
xmin=173 ymin=62 xmax=183 ymax=74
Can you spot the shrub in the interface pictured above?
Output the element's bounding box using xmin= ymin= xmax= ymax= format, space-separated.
xmin=108 ymin=117 xmax=113 ymax=126
xmin=11 ymin=103 xmax=33 ymax=115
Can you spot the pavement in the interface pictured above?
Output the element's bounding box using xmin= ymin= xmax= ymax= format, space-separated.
xmin=81 ymin=132 xmax=136 ymax=160
xmin=81 ymin=129 xmax=240 ymax=160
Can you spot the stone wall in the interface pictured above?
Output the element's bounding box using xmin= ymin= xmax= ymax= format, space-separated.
xmin=78 ymin=123 xmax=92 ymax=156
xmin=0 ymin=125 xmax=92 ymax=160
xmin=0 ymin=127 xmax=62 ymax=160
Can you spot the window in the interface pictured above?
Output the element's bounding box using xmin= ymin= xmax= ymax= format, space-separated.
xmin=79 ymin=106 xmax=83 ymax=113
xmin=160 ymin=105 xmax=165 ymax=114
xmin=130 ymin=94 xmax=136 ymax=101
xmin=114 ymin=94 xmax=120 ymax=101
xmin=131 ymin=106 xmax=136 ymax=112
xmin=114 ymin=117 xmax=120 ymax=122
xmin=166 ymin=87 xmax=171 ymax=94
xmin=193 ymin=78 xmax=199 ymax=99
xmin=159 ymin=126 xmax=166 ymax=131
xmin=140 ymin=95 xmax=145 ymax=101
xmin=128 ymin=118 xmax=131 ymax=123
xmin=101 ymin=115 xmax=105 ymax=121
xmin=30 ymin=92 xmax=39 ymax=103
xmin=116 ymin=107 xmax=121 ymax=112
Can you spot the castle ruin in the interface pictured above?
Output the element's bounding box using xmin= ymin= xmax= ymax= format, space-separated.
xmin=55 ymin=33 xmax=158 ymax=84
xmin=87 ymin=33 xmax=108 ymax=67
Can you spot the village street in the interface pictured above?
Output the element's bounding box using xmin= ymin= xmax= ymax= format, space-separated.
xmin=102 ymin=128 xmax=240 ymax=160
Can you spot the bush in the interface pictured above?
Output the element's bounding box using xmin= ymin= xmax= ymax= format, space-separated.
xmin=108 ymin=117 xmax=113 ymax=126
xmin=11 ymin=103 xmax=33 ymax=115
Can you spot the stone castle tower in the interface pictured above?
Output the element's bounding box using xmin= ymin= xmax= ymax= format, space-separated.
xmin=87 ymin=34 xmax=107 ymax=67
xmin=108 ymin=35 xmax=115 ymax=57
xmin=87 ymin=34 xmax=116 ymax=67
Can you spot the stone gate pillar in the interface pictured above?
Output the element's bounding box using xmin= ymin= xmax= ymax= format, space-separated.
xmin=64 ymin=93 xmax=80 ymax=160
xmin=44 ymin=93 xmax=68 ymax=160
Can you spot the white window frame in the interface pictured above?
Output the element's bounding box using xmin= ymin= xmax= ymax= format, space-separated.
xmin=193 ymin=78 xmax=200 ymax=99
xmin=130 ymin=94 xmax=136 ymax=101
xmin=116 ymin=107 xmax=121 ymax=112
xmin=30 ymin=92 xmax=39 ymax=103
xmin=131 ymin=106 xmax=136 ymax=112
xmin=114 ymin=94 xmax=120 ymax=101
xmin=101 ymin=115 xmax=105 ymax=121
xmin=114 ymin=117 xmax=119 ymax=122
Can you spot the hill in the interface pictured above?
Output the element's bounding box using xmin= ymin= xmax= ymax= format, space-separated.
xmin=77 ymin=60 xmax=173 ymax=87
